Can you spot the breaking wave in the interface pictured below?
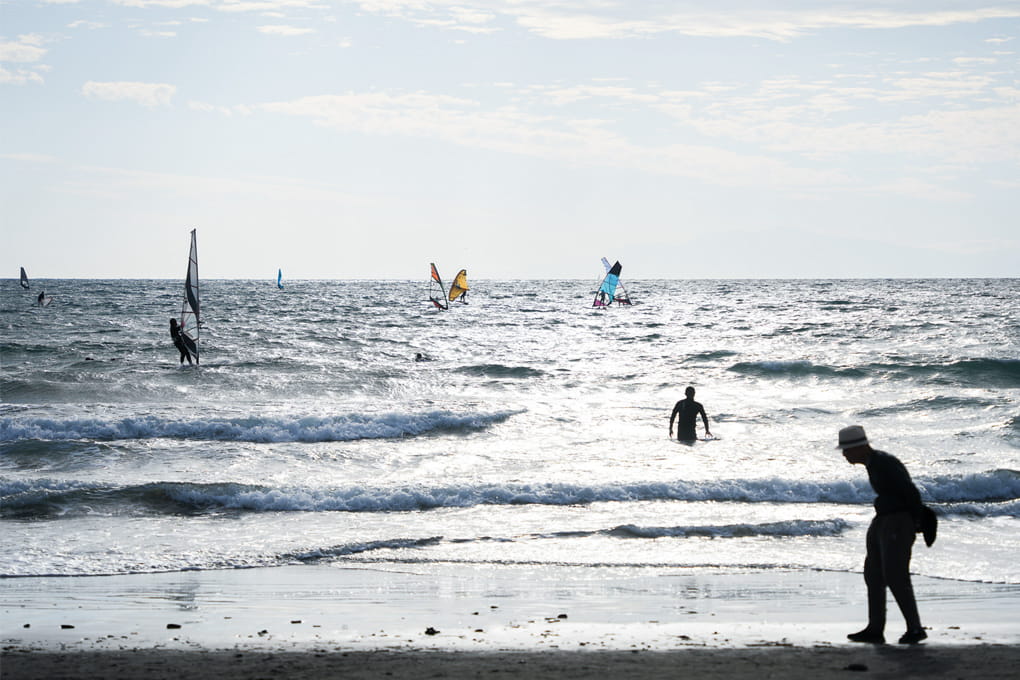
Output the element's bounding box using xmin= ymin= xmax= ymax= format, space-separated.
xmin=0 ymin=410 xmax=517 ymax=444
xmin=4 ymin=470 xmax=1017 ymax=519
xmin=729 ymin=358 xmax=1020 ymax=387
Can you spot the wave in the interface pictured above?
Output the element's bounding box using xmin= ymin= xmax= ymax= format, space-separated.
xmin=285 ymin=537 xmax=444 ymax=562
xmin=728 ymin=358 xmax=1020 ymax=387
xmin=287 ymin=520 xmax=851 ymax=565
xmin=606 ymin=518 xmax=849 ymax=539
xmin=685 ymin=350 xmax=740 ymax=362
xmin=5 ymin=470 xmax=1017 ymax=519
xmin=729 ymin=361 xmax=864 ymax=379
xmin=857 ymin=395 xmax=1005 ymax=417
xmin=454 ymin=364 xmax=546 ymax=379
xmin=0 ymin=409 xmax=517 ymax=444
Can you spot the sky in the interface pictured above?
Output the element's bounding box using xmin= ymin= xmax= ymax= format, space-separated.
xmin=2 ymin=0 xmax=1019 ymax=280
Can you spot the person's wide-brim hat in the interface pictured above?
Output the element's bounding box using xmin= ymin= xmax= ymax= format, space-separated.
xmin=836 ymin=425 xmax=869 ymax=449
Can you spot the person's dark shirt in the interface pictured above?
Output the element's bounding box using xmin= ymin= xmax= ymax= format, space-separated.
xmin=672 ymin=398 xmax=706 ymax=440
xmin=170 ymin=324 xmax=187 ymax=352
xmin=866 ymin=449 xmax=922 ymax=519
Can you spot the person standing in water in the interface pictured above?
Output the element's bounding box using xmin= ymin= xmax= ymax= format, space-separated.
xmin=839 ymin=425 xmax=927 ymax=645
xmin=170 ymin=317 xmax=193 ymax=365
xmin=669 ymin=386 xmax=711 ymax=441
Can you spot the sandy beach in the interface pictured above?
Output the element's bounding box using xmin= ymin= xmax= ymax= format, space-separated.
xmin=3 ymin=564 xmax=1019 ymax=678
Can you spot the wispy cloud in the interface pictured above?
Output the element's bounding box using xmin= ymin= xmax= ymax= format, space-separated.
xmin=0 ymin=66 xmax=45 ymax=85
xmin=349 ymin=1 xmax=1020 ymax=41
xmin=68 ymin=20 xmax=108 ymax=30
xmin=188 ymin=100 xmax=252 ymax=116
xmin=257 ymin=24 xmax=316 ymax=36
xmin=81 ymin=80 xmax=177 ymax=107
xmin=0 ymin=152 xmax=58 ymax=163
xmin=257 ymin=90 xmax=842 ymax=190
xmin=0 ymin=35 xmax=48 ymax=63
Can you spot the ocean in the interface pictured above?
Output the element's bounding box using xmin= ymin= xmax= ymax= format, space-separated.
xmin=2 ymin=278 xmax=1018 ymax=585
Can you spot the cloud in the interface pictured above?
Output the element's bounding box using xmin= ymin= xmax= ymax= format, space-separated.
xmin=257 ymin=25 xmax=316 ymax=36
xmin=0 ymin=152 xmax=58 ymax=163
xmin=81 ymin=81 xmax=177 ymax=107
xmin=188 ymin=100 xmax=252 ymax=116
xmin=348 ymin=1 xmax=1020 ymax=41
xmin=68 ymin=20 xmax=109 ymax=29
xmin=215 ymin=1 xmax=325 ymax=12
xmin=108 ymin=0 xmax=210 ymax=8
xmin=0 ymin=66 xmax=45 ymax=85
xmin=258 ymin=90 xmax=842 ymax=191
xmin=0 ymin=35 xmax=48 ymax=63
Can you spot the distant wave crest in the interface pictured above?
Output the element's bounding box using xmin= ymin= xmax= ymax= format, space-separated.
xmin=454 ymin=364 xmax=546 ymax=379
xmin=0 ymin=410 xmax=517 ymax=444
xmin=4 ymin=470 xmax=1017 ymax=519
xmin=607 ymin=519 xmax=849 ymax=539
xmin=729 ymin=358 xmax=1020 ymax=387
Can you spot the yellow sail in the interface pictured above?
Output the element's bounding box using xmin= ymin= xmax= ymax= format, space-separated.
xmin=448 ymin=269 xmax=469 ymax=302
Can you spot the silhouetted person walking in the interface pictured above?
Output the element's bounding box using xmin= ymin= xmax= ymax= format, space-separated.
xmin=839 ymin=425 xmax=926 ymax=645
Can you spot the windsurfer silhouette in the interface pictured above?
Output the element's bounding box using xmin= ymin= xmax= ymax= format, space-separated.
xmin=170 ymin=317 xmax=193 ymax=365
xmin=669 ymin=386 xmax=711 ymax=442
xmin=37 ymin=291 xmax=45 ymax=306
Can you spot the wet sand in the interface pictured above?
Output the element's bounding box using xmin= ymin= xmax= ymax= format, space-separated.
xmin=6 ymin=645 xmax=1020 ymax=680
xmin=3 ymin=564 xmax=1018 ymax=678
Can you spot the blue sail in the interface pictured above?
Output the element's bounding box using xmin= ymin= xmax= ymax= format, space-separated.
xmin=277 ymin=269 xmax=284 ymax=289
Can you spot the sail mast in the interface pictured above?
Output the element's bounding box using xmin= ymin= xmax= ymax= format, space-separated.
xmin=180 ymin=229 xmax=200 ymax=364
xmin=429 ymin=263 xmax=449 ymax=310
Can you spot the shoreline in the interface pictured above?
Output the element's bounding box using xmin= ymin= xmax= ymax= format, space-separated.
xmin=5 ymin=564 xmax=1018 ymax=649
xmin=5 ymin=563 xmax=1020 ymax=678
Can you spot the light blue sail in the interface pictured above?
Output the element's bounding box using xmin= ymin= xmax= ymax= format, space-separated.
xmin=593 ymin=261 xmax=622 ymax=307
xmin=277 ymin=269 xmax=284 ymax=289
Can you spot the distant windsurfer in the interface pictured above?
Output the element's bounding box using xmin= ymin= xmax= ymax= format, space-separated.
xmin=170 ymin=317 xmax=193 ymax=365
xmin=669 ymin=386 xmax=711 ymax=442
xmin=37 ymin=291 xmax=45 ymax=306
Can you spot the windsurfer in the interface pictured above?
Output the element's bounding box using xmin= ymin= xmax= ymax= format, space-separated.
xmin=170 ymin=317 xmax=193 ymax=365
xmin=37 ymin=291 xmax=45 ymax=306
xmin=669 ymin=386 xmax=711 ymax=442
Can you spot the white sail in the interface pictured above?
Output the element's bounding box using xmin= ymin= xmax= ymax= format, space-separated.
xmin=179 ymin=229 xmax=200 ymax=363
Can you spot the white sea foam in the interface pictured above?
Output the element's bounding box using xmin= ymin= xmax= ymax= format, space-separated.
xmin=4 ymin=471 xmax=1017 ymax=517
xmin=0 ymin=410 xmax=518 ymax=443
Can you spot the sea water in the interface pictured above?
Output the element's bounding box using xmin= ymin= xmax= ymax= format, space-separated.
xmin=1 ymin=279 xmax=1018 ymax=585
